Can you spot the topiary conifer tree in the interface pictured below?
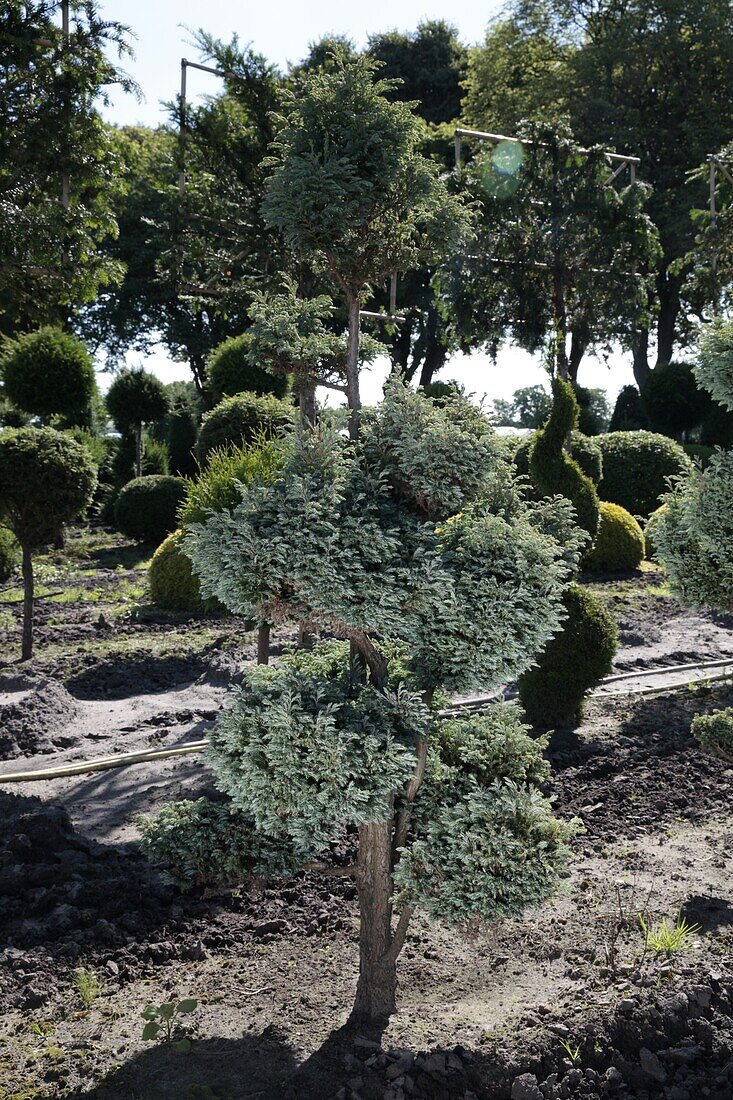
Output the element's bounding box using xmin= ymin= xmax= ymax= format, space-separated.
xmin=263 ymin=50 xmax=466 ymax=438
xmin=0 ymin=428 xmax=96 ymax=659
xmin=163 ymin=379 xmax=586 ymax=1021
xmin=1 ymin=326 xmax=96 ymax=426
xmin=106 ymin=368 xmax=169 ymax=478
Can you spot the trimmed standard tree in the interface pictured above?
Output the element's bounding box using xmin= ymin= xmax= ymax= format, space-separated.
xmin=0 ymin=326 xmax=96 ymax=426
xmin=106 ymin=368 xmax=169 ymax=478
xmin=151 ymin=379 xmax=585 ymax=1022
xmin=0 ymin=428 xmax=96 ymax=659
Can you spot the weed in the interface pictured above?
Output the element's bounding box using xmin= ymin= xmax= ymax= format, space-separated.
xmin=559 ymin=1038 xmax=582 ymax=1064
xmin=638 ymin=912 xmax=700 ymax=956
xmin=74 ymin=967 xmax=103 ymax=1008
xmin=141 ymin=998 xmax=198 ymax=1052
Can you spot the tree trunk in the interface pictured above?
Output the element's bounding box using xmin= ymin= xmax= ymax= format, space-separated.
xmin=21 ymin=545 xmax=34 ymax=662
xmin=298 ymin=379 xmax=317 ymax=427
xmin=568 ymin=330 xmax=587 ymax=385
xmin=135 ymin=422 xmax=143 ymax=479
xmin=417 ymin=339 xmax=447 ymax=390
xmin=257 ymin=622 xmax=270 ymax=665
xmin=351 ymin=820 xmax=397 ymax=1023
xmin=345 ymin=296 xmax=361 ymax=440
xmin=655 ymin=274 xmax=681 ymax=368
xmin=632 ymin=327 xmax=650 ymax=389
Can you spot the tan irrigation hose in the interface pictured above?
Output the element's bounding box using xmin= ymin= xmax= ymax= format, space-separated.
xmin=1 ymin=657 xmax=732 ymax=785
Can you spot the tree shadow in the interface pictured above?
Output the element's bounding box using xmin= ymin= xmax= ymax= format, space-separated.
xmin=87 ymin=539 xmax=154 ymax=572
xmin=680 ymin=893 xmax=733 ymax=933
xmin=65 ymin=657 xmax=211 ymax=700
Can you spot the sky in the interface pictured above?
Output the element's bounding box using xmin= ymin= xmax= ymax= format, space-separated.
xmin=93 ymin=0 xmax=636 ymax=410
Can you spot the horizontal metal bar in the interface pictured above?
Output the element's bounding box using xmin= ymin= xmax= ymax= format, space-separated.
xmin=181 ymin=58 xmax=226 ymax=78
xmin=454 ymin=128 xmax=640 ymax=166
xmin=360 ymin=309 xmax=406 ymax=323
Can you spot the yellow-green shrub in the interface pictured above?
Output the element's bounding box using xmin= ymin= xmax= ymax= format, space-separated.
xmin=148 ymin=529 xmax=221 ymax=613
xmin=644 ymin=504 xmax=669 ymax=562
xmin=584 ymin=501 xmax=645 ymax=572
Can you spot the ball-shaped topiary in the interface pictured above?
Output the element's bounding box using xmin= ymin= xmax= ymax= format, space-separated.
xmin=197 ymin=393 xmax=295 ymax=463
xmin=148 ymin=529 xmax=221 ymax=613
xmin=517 ymin=583 xmax=617 ymax=727
xmin=609 ymin=385 xmax=647 ymax=432
xmin=643 ymin=504 xmax=668 ymax=562
xmin=596 ymin=430 xmax=693 ymax=517
xmin=114 ymin=475 xmax=187 ymax=546
xmin=1 ymin=326 xmax=95 ymax=424
xmin=0 ymin=427 xmax=97 ymax=658
xmin=106 ymin=368 xmax=169 ymax=433
xmin=0 ymin=528 xmax=18 ymax=583
xmin=583 ymin=502 xmax=645 ymax=572
xmin=529 ymin=377 xmax=600 ymax=536
xmin=207 ymin=334 xmax=291 ymax=404
xmin=641 ymin=361 xmax=709 ymax=438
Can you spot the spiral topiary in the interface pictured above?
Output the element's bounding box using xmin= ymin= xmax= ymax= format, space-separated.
xmin=197 ymin=393 xmax=295 ymax=463
xmin=529 ymin=377 xmax=600 ymax=537
xmin=517 ymin=583 xmax=617 ymax=727
xmin=515 ymin=430 xmax=602 ymax=491
xmin=148 ymin=529 xmax=221 ymax=613
xmin=114 ymin=475 xmax=187 ymax=546
xmin=583 ymin=502 xmax=645 ymax=572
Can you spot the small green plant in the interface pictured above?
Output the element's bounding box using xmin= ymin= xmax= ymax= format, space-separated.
xmin=638 ymin=912 xmax=700 ymax=956
xmin=74 ymin=966 xmax=103 ymax=1008
xmin=141 ymin=998 xmax=198 ymax=1051
xmin=558 ymin=1038 xmax=582 ymax=1064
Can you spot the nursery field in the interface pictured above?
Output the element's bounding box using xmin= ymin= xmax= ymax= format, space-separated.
xmin=1 ymin=526 xmax=732 ymax=1100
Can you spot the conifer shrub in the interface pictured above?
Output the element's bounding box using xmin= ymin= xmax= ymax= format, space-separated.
xmin=517 ymin=584 xmax=617 ymax=727
xmin=583 ymin=502 xmax=645 ymax=572
xmin=148 ymin=530 xmax=221 ymax=613
xmin=0 ymin=528 xmax=18 ymax=583
xmin=167 ymin=405 xmax=199 ymax=477
xmin=596 ymin=430 xmax=693 ymax=517
xmin=643 ymin=504 xmax=669 ymax=562
xmin=641 ymin=360 xmax=709 ymax=437
xmin=691 ymin=708 xmax=733 ymax=760
xmin=609 ymin=384 xmax=647 ymax=432
xmin=207 ymin=334 xmax=291 ymax=404
xmin=114 ymin=475 xmax=187 ymax=546
xmin=180 ymin=441 xmax=283 ymax=527
xmin=529 ymin=377 xmax=600 ymax=536
xmin=694 ymin=318 xmax=733 ymax=413
xmin=197 ymin=393 xmax=295 ymax=463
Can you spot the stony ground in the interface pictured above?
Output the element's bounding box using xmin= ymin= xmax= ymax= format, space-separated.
xmin=1 ymin=528 xmax=732 ymax=1100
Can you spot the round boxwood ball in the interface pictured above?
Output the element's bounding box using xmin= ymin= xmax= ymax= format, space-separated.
xmin=518 ymin=584 xmax=617 ymax=728
xmin=584 ymin=502 xmax=645 ymax=572
xmin=114 ymin=475 xmax=187 ymax=546
xmin=0 ymin=528 xmax=18 ymax=583
xmin=197 ymin=392 xmax=295 ymax=463
xmin=1 ymin=326 xmax=95 ymax=423
xmin=148 ymin=529 xmax=221 ymax=613
xmin=207 ymin=334 xmax=290 ymax=404
xmin=596 ymin=430 xmax=693 ymax=517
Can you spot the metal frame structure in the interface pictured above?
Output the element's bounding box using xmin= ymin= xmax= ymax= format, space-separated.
xmin=454 ymin=128 xmax=639 ymax=186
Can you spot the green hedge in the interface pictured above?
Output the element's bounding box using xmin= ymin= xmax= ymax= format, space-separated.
xmin=197 ymin=393 xmax=294 ymax=463
xmin=584 ymin=502 xmax=645 ymax=572
xmin=518 ymin=584 xmax=617 ymax=727
xmin=148 ymin=529 xmax=221 ymax=613
xmin=596 ymin=430 xmax=693 ymax=517
xmin=207 ymin=334 xmax=291 ymax=404
xmin=114 ymin=475 xmax=187 ymax=546
xmin=0 ymin=528 xmax=18 ymax=583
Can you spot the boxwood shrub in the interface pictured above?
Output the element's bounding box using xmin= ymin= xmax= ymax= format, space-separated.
xmin=148 ymin=529 xmax=221 ymax=613
xmin=518 ymin=584 xmax=617 ymax=727
xmin=114 ymin=475 xmax=187 ymax=546
xmin=584 ymin=502 xmax=645 ymax=572
xmin=197 ymin=393 xmax=294 ymax=463
xmin=596 ymin=430 xmax=693 ymax=517
xmin=691 ymin=708 xmax=733 ymax=760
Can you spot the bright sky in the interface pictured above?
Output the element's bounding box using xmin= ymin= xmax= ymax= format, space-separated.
xmin=94 ymin=0 xmax=637 ymax=409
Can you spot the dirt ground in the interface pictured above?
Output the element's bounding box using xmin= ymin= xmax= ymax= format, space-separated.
xmin=1 ymin=528 xmax=732 ymax=1100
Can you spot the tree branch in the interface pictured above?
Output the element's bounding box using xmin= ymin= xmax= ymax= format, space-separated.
xmin=385 ymin=904 xmax=414 ymax=966
xmin=392 ymin=738 xmax=428 ymax=863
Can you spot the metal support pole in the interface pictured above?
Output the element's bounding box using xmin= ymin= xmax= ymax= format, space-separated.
xmin=710 ymin=157 xmax=719 ymax=315
xmin=179 ymin=58 xmax=188 ymax=195
xmin=389 ymin=272 xmax=397 ymax=316
xmin=61 ymin=0 xmax=70 ymax=210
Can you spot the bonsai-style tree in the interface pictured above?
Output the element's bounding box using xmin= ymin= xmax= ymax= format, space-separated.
xmin=147 ymin=380 xmax=586 ymax=1022
xmin=106 ymin=368 xmax=169 ymax=478
xmin=0 ymin=428 xmax=96 ymax=659
xmin=263 ymin=50 xmax=466 ymax=437
xmin=1 ymin=326 xmax=96 ymax=426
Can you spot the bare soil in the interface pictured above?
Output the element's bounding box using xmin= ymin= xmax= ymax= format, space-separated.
xmin=1 ymin=531 xmax=732 ymax=1100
